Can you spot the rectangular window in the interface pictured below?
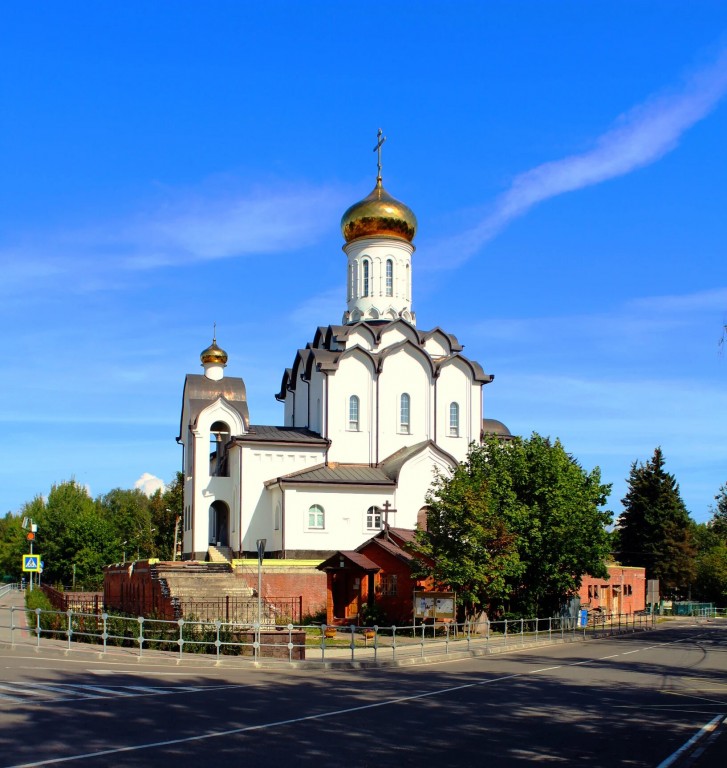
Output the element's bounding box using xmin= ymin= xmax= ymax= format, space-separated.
xmin=449 ymin=402 xmax=459 ymax=437
xmin=366 ymin=507 xmax=381 ymax=530
xmin=399 ymin=393 xmax=410 ymax=434
xmin=348 ymin=395 xmax=359 ymax=431
xmin=379 ymin=574 xmax=398 ymax=596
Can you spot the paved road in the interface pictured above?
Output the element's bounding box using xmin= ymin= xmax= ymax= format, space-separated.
xmin=1 ymin=619 xmax=725 ymax=767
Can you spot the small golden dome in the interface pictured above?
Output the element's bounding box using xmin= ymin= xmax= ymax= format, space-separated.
xmin=341 ymin=179 xmax=417 ymax=244
xmin=200 ymin=338 xmax=228 ymax=366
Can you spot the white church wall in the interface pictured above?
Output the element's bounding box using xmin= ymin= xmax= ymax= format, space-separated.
xmin=423 ymin=332 xmax=451 ymax=358
xmin=239 ymin=446 xmax=325 ymax=553
xmin=377 ymin=346 xmax=433 ymax=461
xmin=377 ymin=323 xmax=419 ymax=350
xmin=308 ymin=370 xmax=325 ymax=434
xmin=282 ymin=486 xmax=397 ymax=553
xmin=327 ymin=352 xmax=375 ymax=464
xmin=395 ymin=448 xmax=456 ymax=528
xmin=345 ymin=330 xmax=374 ymax=351
xmin=436 ymin=358 xmax=477 ymax=462
xmin=293 ymin=373 xmax=310 ymax=428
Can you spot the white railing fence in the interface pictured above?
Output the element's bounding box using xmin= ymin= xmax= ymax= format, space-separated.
xmin=0 ymin=603 xmax=657 ymax=664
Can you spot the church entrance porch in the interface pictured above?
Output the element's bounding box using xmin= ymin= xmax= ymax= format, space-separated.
xmin=208 ymin=500 xmax=230 ymax=547
xmin=318 ymin=551 xmax=379 ymax=625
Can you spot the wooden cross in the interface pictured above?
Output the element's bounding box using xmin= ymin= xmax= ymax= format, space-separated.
xmin=373 ymin=128 xmax=386 ymax=181
xmin=381 ymin=500 xmax=397 ymax=532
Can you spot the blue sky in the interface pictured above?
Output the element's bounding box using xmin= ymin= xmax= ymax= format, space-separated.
xmin=1 ymin=2 xmax=725 ymax=523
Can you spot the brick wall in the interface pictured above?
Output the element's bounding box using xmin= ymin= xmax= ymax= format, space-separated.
xmin=579 ymin=565 xmax=646 ymax=614
xmin=253 ymin=567 xmax=327 ymax=619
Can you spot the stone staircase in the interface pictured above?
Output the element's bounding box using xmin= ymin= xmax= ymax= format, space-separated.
xmin=207 ymin=545 xmax=233 ymax=564
xmin=149 ymin=560 xmax=257 ymax=621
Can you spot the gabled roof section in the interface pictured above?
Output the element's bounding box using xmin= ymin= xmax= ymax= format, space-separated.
xmin=422 ymin=327 xmax=463 ymax=354
xmin=264 ymin=462 xmax=395 ymax=488
xmin=317 ymin=551 xmax=381 ymax=573
xmin=355 ymin=527 xmax=419 ymax=566
xmin=275 ymin=368 xmax=294 ymax=402
xmin=178 ymin=374 xmax=249 ymax=441
xmin=435 ymin=353 xmax=493 ymax=385
xmin=377 ymin=339 xmax=436 ymax=376
xmin=379 ymin=440 xmax=457 ymax=482
xmin=231 ymin=426 xmax=329 ymax=447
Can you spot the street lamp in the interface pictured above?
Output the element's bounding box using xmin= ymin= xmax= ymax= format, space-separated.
xmin=122 ymin=541 xmax=128 ymax=563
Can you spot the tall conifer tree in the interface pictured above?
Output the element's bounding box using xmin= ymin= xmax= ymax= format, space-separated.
xmin=616 ymin=447 xmax=695 ymax=596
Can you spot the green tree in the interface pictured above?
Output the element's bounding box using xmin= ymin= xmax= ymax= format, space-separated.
xmin=98 ymin=488 xmax=152 ymax=557
xmin=150 ymin=472 xmax=184 ymax=560
xmin=497 ymin=434 xmax=612 ymax=617
xmin=616 ymin=447 xmax=696 ymax=597
xmin=0 ymin=512 xmax=27 ymax=581
xmin=413 ymin=434 xmax=612 ymax=619
xmin=710 ymin=484 xmax=727 ymax=539
xmin=36 ymin=479 xmax=117 ymax=588
xmin=411 ymin=450 xmax=522 ymax=619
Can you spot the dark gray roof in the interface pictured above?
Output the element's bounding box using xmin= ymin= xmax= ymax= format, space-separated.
xmin=232 ymin=426 xmax=329 ymax=446
xmin=265 ymin=462 xmax=395 ymax=488
xmin=178 ymin=374 xmax=249 ymax=440
xmin=317 ymin=551 xmax=381 ymax=572
xmin=280 ymin=319 xmax=493 ymax=395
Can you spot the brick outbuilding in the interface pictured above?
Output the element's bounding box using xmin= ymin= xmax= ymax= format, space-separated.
xmin=317 ymin=527 xmax=430 ymax=626
xmin=578 ymin=564 xmax=647 ymax=615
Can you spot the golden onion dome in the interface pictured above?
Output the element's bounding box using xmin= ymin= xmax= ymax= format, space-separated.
xmin=200 ymin=338 xmax=228 ymax=366
xmin=341 ymin=178 xmax=417 ymax=244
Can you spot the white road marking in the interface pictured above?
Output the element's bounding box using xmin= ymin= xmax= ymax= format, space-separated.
xmin=2 ymin=630 xmax=712 ymax=767
xmin=655 ymin=714 xmax=724 ymax=768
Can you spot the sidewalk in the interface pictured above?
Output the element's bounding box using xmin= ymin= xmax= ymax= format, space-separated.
xmin=0 ymin=588 xmax=32 ymax=645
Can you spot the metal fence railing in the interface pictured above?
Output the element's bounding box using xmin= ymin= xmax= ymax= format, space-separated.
xmin=0 ymin=603 xmax=658 ymax=665
xmin=175 ymin=596 xmax=303 ymax=624
xmin=0 ymin=583 xmax=20 ymax=599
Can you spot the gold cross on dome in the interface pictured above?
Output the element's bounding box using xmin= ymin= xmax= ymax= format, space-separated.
xmin=373 ymin=128 xmax=386 ymax=181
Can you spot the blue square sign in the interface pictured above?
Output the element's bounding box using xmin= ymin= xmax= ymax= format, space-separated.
xmin=22 ymin=555 xmax=41 ymax=572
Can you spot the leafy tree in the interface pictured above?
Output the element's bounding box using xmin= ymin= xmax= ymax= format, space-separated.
xmin=35 ymin=479 xmax=118 ymax=588
xmin=0 ymin=512 xmax=27 ymax=581
xmin=150 ymin=472 xmax=184 ymax=560
xmin=710 ymin=484 xmax=727 ymax=539
xmin=413 ymin=434 xmax=612 ymax=619
xmin=411 ymin=449 xmax=522 ymax=619
xmin=98 ymin=487 xmax=159 ymax=561
xmin=616 ymin=447 xmax=696 ymax=597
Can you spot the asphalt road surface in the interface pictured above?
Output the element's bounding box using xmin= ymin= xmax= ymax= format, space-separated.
xmin=0 ymin=621 xmax=725 ymax=767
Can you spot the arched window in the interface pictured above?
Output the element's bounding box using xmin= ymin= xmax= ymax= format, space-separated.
xmin=449 ymin=402 xmax=460 ymax=437
xmin=399 ymin=393 xmax=410 ymax=434
xmin=366 ymin=506 xmax=382 ymax=531
xmin=209 ymin=421 xmax=230 ymax=477
xmin=386 ymin=259 xmax=393 ymax=296
xmin=308 ymin=504 xmax=325 ymax=529
xmin=362 ymin=259 xmax=370 ymax=297
xmin=348 ymin=395 xmax=360 ymax=431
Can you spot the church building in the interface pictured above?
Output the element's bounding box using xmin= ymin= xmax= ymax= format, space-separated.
xmin=178 ymin=136 xmax=510 ymax=561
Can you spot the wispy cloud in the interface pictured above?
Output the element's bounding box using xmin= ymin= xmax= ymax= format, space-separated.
xmin=470 ymin=287 xmax=727 ymax=361
xmin=122 ymin=184 xmax=347 ymax=269
xmin=426 ymin=44 xmax=727 ymax=267
xmin=0 ymin=181 xmax=349 ymax=294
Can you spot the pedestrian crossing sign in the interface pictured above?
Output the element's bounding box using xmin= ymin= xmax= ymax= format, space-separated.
xmin=22 ymin=555 xmax=41 ymax=572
